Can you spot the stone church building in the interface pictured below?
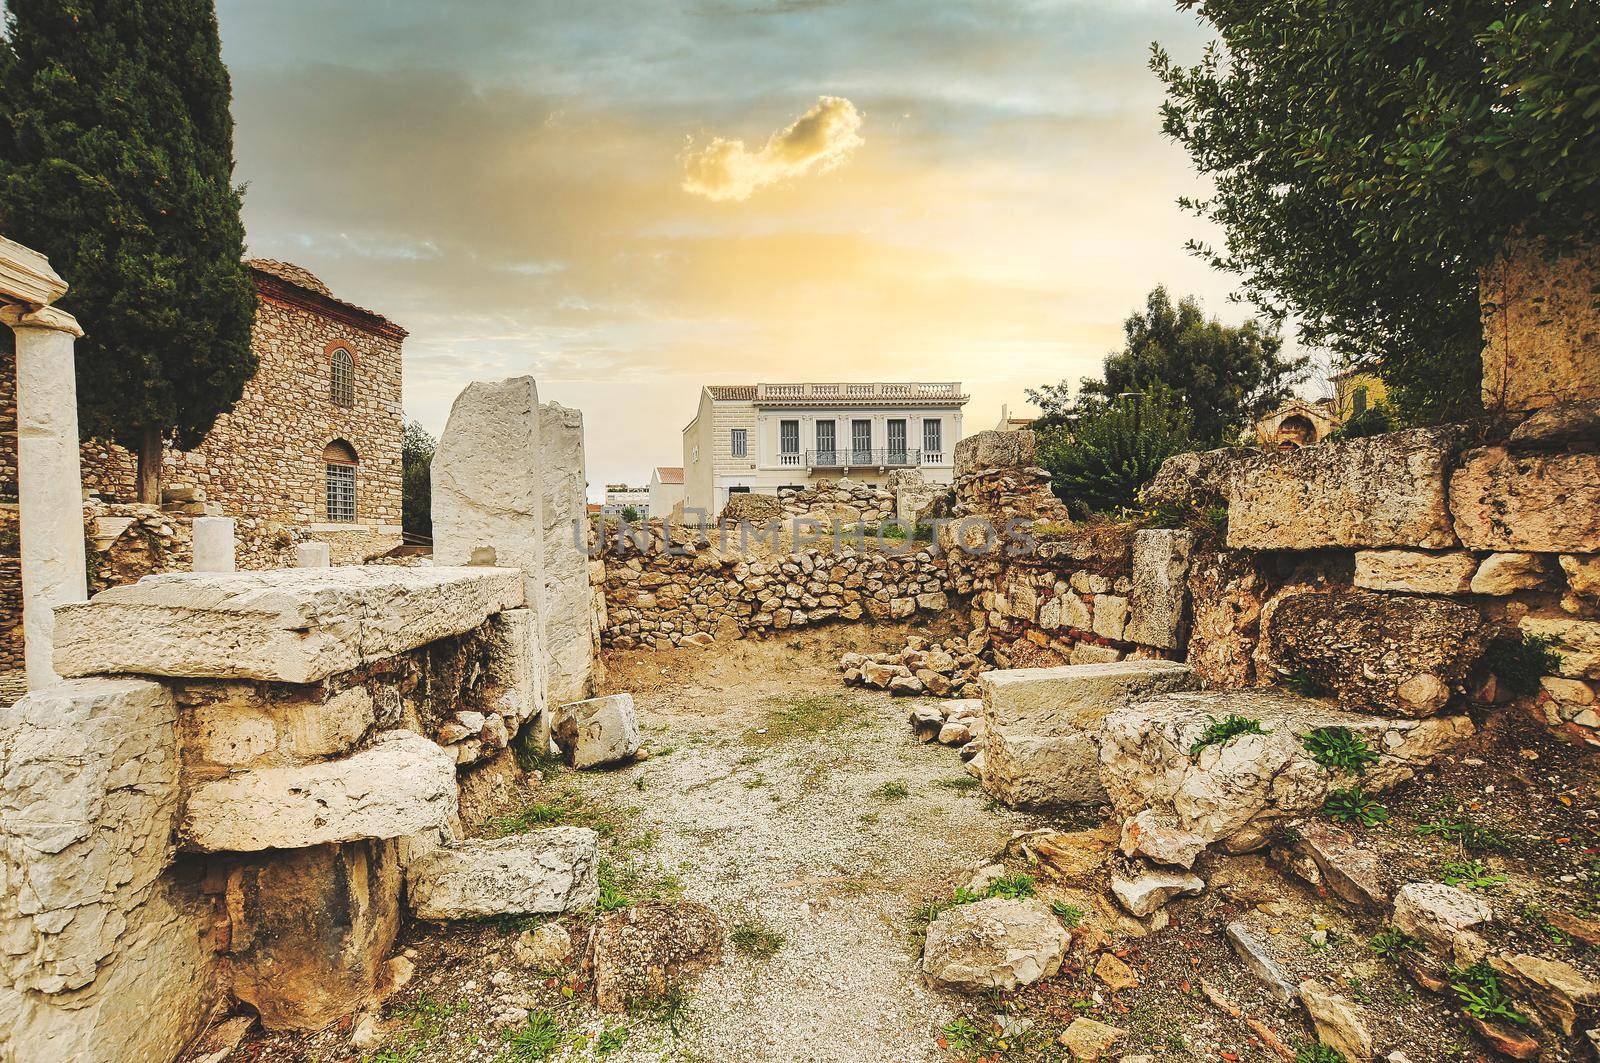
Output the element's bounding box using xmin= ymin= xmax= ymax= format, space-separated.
xmin=0 ymin=259 xmax=406 ymax=668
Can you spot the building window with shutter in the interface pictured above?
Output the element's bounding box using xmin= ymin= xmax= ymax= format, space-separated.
xmin=923 ymin=418 xmax=943 ymax=461
xmin=324 ymin=439 xmax=358 ymax=522
xmin=330 ymin=348 xmax=355 ymax=407
xmin=730 ymin=428 xmax=748 ymax=457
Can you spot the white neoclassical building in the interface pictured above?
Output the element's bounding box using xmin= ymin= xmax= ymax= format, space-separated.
xmin=680 ymin=382 xmax=968 ymax=516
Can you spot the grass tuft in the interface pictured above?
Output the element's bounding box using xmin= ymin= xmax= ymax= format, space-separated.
xmin=730 ymin=917 xmax=786 ymax=959
xmin=1302 ymin=726 xmax=1380 ymax=774
xmin=1189 ymin=715 xmax=1269 ymax=758
xmin=873 ymin=780 xmax=911 ymax=800
xmin=742 ymin=694 xmax=868 ymax=747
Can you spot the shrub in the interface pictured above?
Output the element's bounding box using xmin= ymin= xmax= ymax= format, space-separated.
xmin=1483 ymin=633 xmax=1564 ymax=697
xmin=1036 ymin=385 xmax=1197 ymax=518
xmin=1328 ymin=404 xmax=1395 ymax=440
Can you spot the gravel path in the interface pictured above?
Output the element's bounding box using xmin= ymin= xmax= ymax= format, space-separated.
xmin=587 ymin=639 xmax=1036 ymax=1062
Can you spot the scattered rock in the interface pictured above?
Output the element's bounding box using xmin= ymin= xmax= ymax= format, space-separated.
xmin=584 ymin=901 xmax=723 ymax=1011
xmin=514 ymin=922 xmax=574 ymax=972
xmin=553 ymin=693 xmax=642 ymax=769
xmin=1391 ymin=882 xmax=1492 ymax=966
xmin=1094 ymin=952 xmax=1140 ymax=992
xmin=406 ymin=828 xmax=600 ymax=921
xmin=1109 ymin=865 xmax=1204 ymax=918
xmin=1278 ymin=819 xmax=1389 ymax=911
xmin=187 ymin=1016 xmax=257 ymax=1063
xmin=1488 ymin=952 xmax=1600 ymax=1036
xmin=1299 ymin=979 xmax=1374 ymax=1061
xmin=1465 ymin=1015 xmax=1540 ymax=1060
xmin=349 ymin=1010 xmax=387 ymax=1052
xmin=1225 ymin=922 xmax=1298 ymax=1005
xmin=922 ymin=897 xmax=1071 ymax=991
xmin=1118 ymin=810 xmax=1207 ymax=870
xmin=1058 ymin=1017 xmax=1127 ymax=1061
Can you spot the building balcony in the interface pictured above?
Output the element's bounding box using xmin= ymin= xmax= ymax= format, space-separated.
xmin=754 ymin=382 xmax=966 ymax=406
xmin=777 ymin=448 xmax=941 ymax=469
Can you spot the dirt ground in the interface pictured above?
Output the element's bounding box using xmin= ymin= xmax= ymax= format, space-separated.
xmin=231 ymin=631 xmax=1600 ymax=1063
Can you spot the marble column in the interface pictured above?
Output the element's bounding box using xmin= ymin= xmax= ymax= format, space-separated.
xmin=1 ymin=304 xmax=88 ymax=689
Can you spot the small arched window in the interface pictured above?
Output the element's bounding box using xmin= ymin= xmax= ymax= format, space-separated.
xmin=324 ymin=439 xmax=358 ymax=523
xmin=330 ymin=348 xmax=355 ymax=407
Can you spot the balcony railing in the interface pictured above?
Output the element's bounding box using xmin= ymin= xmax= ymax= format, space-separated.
xmin=755 ymin=382 xmax=965 ymax=403
xmin=777 ymin=448 xmax=929 ymax=469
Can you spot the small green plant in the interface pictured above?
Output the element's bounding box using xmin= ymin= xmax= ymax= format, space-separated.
xmin=744 ymin=694 xmax=868 ymax=746
xmin=1483 ymin=632 xmax=1564 ymax=697
xmin=628 ymin=984 xmax=692 ymax=1033
xmin=1302 ymin=727 xmax=1380 ymax=774
xmin=1441 ymin=859 xmax=1509 ymax=892
xmin=1370 ymin=928 xmax=1421 ymax=960
xmin=1302 ymin=929 xmax=1350 ymax=952
xmin=873 ymin=780 xmax=910 ymax=800
xmin=497 ymin=1011 xmax=570 ymax=1062
xmin=593 ymin=1026 xmax=630 ymax=1054
xmin=1416 ymin=808 xmax=1509 ymax=853
xmin=936 ymin=776 xmax=980 ymax=791
xmin=1324 ymin=788 xmax=1388 ymax=827
xmin=1521 ymin=904 xmax=1572 ymax=946
xmin=1450 ymin=964 xmax=1530 ymax=1028
xmin=1284 ymin=668 xmax=1332 ymax=698
xmin=1189 ymin=715 xmax=1270 ymax=758
xmin=512 ymin=727 xmax=564 ymax=778
xmin=1050 ymin=900 xmax=1085 ymax=927
xmin=1295 ymin=1043 xmax=1348 ymax=1063
xmin=940 ymin=1016 xmax=985 ymax=1054
xmin=730 ymin=918 xmax=786 ymax=958
xmin=985 ymin=873 xmax=1036 ymax=900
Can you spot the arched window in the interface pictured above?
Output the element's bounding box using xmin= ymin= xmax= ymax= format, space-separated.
xmin=330 ymin=348 xmax=355 ymax=407
xmin=324 ymin=439 xmax=358 ymax=523
xmin=1351 ymin=385 xmax=1368 ymax=415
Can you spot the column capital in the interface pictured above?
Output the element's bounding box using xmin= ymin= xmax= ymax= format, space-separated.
xmin=0 ymin=302 xmax=83 ymax=337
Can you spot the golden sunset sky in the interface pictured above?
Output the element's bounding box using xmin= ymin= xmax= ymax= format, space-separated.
xmin=216 ymin=0 xmax=1259 ymax=497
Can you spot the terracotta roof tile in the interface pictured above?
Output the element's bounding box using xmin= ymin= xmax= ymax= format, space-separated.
xmin=706 ymin=385 xmax=757 ymax=401
xmin=654 ymin=466 xmax=684 ymax=484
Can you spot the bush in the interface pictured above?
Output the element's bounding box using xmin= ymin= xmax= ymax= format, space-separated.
xmin=1037 ymin=385 xmax=1197 ymax=518
xmin=1483 ymin=633 xmax=1564 ymax=697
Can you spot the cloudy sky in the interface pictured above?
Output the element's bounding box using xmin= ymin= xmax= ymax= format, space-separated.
xmin=214 ymin=0 xmax=1248 ymax=496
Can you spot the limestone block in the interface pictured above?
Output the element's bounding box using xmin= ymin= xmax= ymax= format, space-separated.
xmin=954 ymin=430 xmax=1035 ymax=476
xmin=294 ymin=541 xmax=330 ymax=568
xmin=1111 ymin=866 xmax=1204 ymax=917
xmin=541 ymin=401 xmax=596 ymax=706
xmin=979 ymin=661 xmax=1195 ymax=807
xmin=1226 ymin=428 xmax=1459 ymax=550
xmin=1091 ymin=595 xmax=1128 ymax=641
xmin=1450 ymin=448 xmax=1600 ymax=554
xmin=182 ymin=685 xmax=376 ymax=771
xmin=1099 ymin=689 xmax=1473 ymax=853
xmin=181 ymin=731 xmax=458 ymax=852
xmin=1144 ymin=447 xmax=1253 ymax=507
xmin=226 ymin=839 xmax=401 ymax=1030
xmin=406 ymin=827 xmax=600 ymax=920
xmin=1258 ymin=589 xmax=1487 ymax=715
xmin=1353 ymin=550 xmax=1476 ymax=595
xmin=1521 ymin=616 xmax=1600 ymax=679
xmin=921 ymin=898 xmax=1070 ymax=990
xmin=54 ymin=566 xmax=523 ymax=684
xmin=1186 ymin=550 xmax=1268 ymax=690
xmin=190 ymin=516 xmax=236 ymax=573
xmin=484 ymin=607 xmax=541 ymax=731
xmin=585 ymin=901 xmax=723 ymax=1012
xmin=1470 ymin=553 xmax=1551 ymax=595
xmin=1562 ymin=555 xmax=1600 ymax=600
xmin=552 ymin=693 xmax=641 ymax=769
xmin=1127 ymin=529 xmax=1192 ymax=649
xmin=1509 ymin=401 xmax=1600 ymax=448
xmin=1479 ymin=234 xmax=1600 ymax=410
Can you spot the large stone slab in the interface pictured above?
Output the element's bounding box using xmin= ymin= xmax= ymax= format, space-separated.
xmin=1353 ymin=550 xmax=1476 ymax=595
xmin=181 ymin=731 xmax=457 ymax=852
xmin=1099 ymin=688 xmax=1474 ymax=853
xmin=979 ymin=660 xmax=1195 ymax=807
xmin=407 ymin=827 xmax=600 ymax=921
xmin=54 ymin=566 xmax=523 ymax=684
xmin=1480 ymin=234 xmax=1600 ymax=411
xmin=1449 ymin=448 xmax=1600 ymax=554
xmin=1126 ymin=529 xmax=1193 ymax=649
xmin=1226 ymin=428 xmax=1459 ymax=550
xmin=955 ymin=429 xmax=1035 ymax=475
xmin=225 ymin=839 xmax=401 ymax=1031
xmin=541 ymin=401 xmax=596 ymax=706
xmin=1259 ymin=589 xmax=1488 ymax=716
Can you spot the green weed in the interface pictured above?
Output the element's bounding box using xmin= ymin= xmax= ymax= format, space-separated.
xmin=1302 ymin=726 xmax=1380 ymax=774
xmin=1483 ymin=632 xmax=1564 ymax=697
xmin=1050 ymin=900 xmax=1085 ymax=927
xmin=1450 ymin=964 xmax=1530 ymax=1028
xmin=873 ymin=780 xmax=911 ymax=800
xmin=1324 ymin=788 xmax=1389 ymax=827
xmin=1295 ymin=1044 xmax=1347 ymax=1063
xmin=1370 ymin=928 xmax=1421 ymax=960
xmin=1189 ymin=715 xmax=1270 ymax=758
xmin=730 ymin=918 xmax=786 ymax=959
xmin=1441 ymin=859 xmax=1509 ymax=892
xmin=1416 ymin=808 xmax=1509 ymax=853
xmin=496 ymin=1011 xmax=569 ymax=1062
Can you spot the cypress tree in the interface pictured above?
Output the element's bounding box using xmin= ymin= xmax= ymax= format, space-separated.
xmin=0 ymin=0 xmax=256 ymax=501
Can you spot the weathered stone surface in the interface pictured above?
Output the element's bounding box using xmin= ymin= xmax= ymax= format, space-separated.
xmin=406 ymin=827 xmax=599 ymax=920
xmin=181 ymin=684 xmax=376 ymax=772
xmin=1392 ymin=882 xmax=1491 ymax=966
xmin=1561 ymin=555 xmax=1600 ymax=600
xmin=955 ymin=430 xmax=1036 ymax=475
xmin=1118 ymin=810 xmax=1207 ymax=870
xmin=1094 ymin=952 xmax=1140 ymax=991
xmin=1058 ymin=1017 xmax=1127 ymax=1061
xmin=1299 ymin=979 xmax=1374 ymax=1061
xmin=0 ymin=678 xmax=224 ymax=1062
xmin=1109 ymin=866 xmax=1203 ymax=917
xmin=515 ymin=923 xmax=574 ymax=971
xmin=1100 ymin=689 xmax=1474 ymax=853
xmin=1509 ymin=401 xmax=1600 ymax=448
xmin=921 ymin=898 xmax=1070 ymax=990
xmin=226 ymin=839 xmax=402 ymax=1031
xmin=1226 ymin=429 xmax=1460 ymax=550
xmin=1280 ymin=819 xmax=1389 ymax=911
xmin=1259 ymin=589 xmax=1487 ymax=716
xmin=1092 ymin=594 xmax=1128 ymax=641
xmin=1226 ymin=922 xmax=1297 ymax=1004
xmin=1186 ymin=550 xmax=1267 ymax=689
xmin=1127 ymin=529 xmax=1192 ymax=649
xmin=540 ymin=401 xmax=596 ymax=706
xmin=1470 ymin=553 xmax=1551 ymax=595
xmin=1353 ymin=550 xmax=1476 ymax=595
xmin=1488 ymin=952 xmax=1600 ymax=1036
xmin=1480 ymin=234 xmax=1600 ymax=410
xmin=1450 ymin=448 xmax=1600 ymax=554
xmin=553 ymin=693 xmax=641 ymax=769
xmin=181 ymin=731 xmax=458 ymax=852
xmin=1144 ymin=447 xmax=1252 ymax=507
xmin=585 ymin=901 xmax=723 ymax=1011
xmin=979 ymin=661 xmax=1195 ymax=808
xmin=54 ymin=566 xmax=523 ymax=684
xmin=1521 ymin=616 xmax=1600 ymax=679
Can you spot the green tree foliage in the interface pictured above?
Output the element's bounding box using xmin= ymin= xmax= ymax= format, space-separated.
xmin=401 ymin=420 xmax=434 ymax=539
xmin=0 ymin=0 xmax=256 ymax=500
xmin=1028 ymin=286 xmax=1301 ymax=445
xmin=1036 ymin=385 xmax=1196 ymax=518
xmin=1153 ymin=3 xmax=1600 ymax=424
